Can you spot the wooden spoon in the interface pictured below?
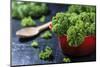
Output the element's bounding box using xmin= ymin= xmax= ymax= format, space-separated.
xmin=16 ymin=21 xmax=52 ymax=38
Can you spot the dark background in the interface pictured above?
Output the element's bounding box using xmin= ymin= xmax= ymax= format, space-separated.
xmin=11 ymin=2 xmax=96 ymax=66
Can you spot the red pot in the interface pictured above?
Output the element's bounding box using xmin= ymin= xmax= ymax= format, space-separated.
xmin=49 ymin=23 xmax=96 ymax=57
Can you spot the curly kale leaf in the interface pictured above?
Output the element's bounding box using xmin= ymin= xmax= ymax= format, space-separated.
xmin=79 ymin=12 xmax=90 ymax=22
xmin=31 ymin=40 xmax=39 ymax=48
xmin=79 ymin=12 xmax=96 ymax=23
xmin=67 ymin=5 xmax=83 ymax=14
xmin=52 ymin=13 xmax=71 ymax=35
xmin=82 ymin=6 xmax=96 ymax=13
xmin=89 ymin=12 xmax=96 ymax=23
xmin=39 ymin=46 xmax=53 ymax=60
xmin=21 ymin=16 xmax=36 ymax=27
xmin=63 ymin=57 xmax=71 ymax=63
xmin=84 ymin=22 xmax=96 ymax=35
xmin=40 ymin=31 xmax=52 ymax=39
xmin=68 ymin=13 xmax=79 ymax=25
xmin=67 ymin=20 xmax=85 ymax=47
xmin=89 ymin=23 xmax=96 ymax=35
xmin=39 ymin=16 xmax=46 ymax=23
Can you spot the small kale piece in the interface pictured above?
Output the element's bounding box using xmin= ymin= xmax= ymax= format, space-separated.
xmin=40 ymin=31 xmax=52 ymax=39
xmin=63 ymin=57 xmax=71 ymax=63
xmin=31 ymin=40 xmax=39 ymax=48
xmin=39 ymin=16 xmax=46 ymax=23
xmin=21 ymin=16 xmax=36 ymax=27
xmin=39 ymin=46 xmax=53 ymax=60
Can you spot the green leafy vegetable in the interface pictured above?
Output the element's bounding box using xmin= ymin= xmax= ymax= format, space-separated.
xmin=67 ymin=20 xmax=85 ymax=46
xmin=63 ymin=57 xmax=71 ymax=63
xmin=12 ymin=1 xmax=49 ymax=19
xmin=21 ymin=16 xmax=36 ymax=27
xmin=52 ymin=12 xmax=70 ymax=35
xmin=52 ymin=5 xmax=96 ymax=47
xmin=79 ymin=12 xmax=96 ymax=23
xmin=84 ymin=22 xmax=96 ymax=35
xmin=67 ymin=5 xmax=83 ymax=14
xmin=40 ymin=31 xmax=52 ymax=39
xmin=67 ymin=5 xmax=96 ymax=14
xmin=39 ymin=16 xmax=46 ymax=23
xmin=31 ymin=40 xmax=39 ymax=48
xmin=39 ymin=46 xmax=53 ymax=60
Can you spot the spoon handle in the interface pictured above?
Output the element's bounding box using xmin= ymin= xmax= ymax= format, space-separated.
xmin=37 ymin=21 xmax=52 ymax=31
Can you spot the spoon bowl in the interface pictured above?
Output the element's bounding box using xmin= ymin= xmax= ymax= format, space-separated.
xmin=16 ymin=27 xmax=39 ymax=38
xmin=16 ymin=21 xmax=52 ymax=38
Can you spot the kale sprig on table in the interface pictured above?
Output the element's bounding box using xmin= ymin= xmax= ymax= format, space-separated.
xmin=39 ymin=46 xmax=53 ymax=60
xmin=21 ymin=16 xmax=36 ymax=27
xmin=52 ymin=5 xmax=96 ymax=47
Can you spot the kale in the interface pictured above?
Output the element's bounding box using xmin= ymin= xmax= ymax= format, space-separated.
xmin=67 ymin=5 xmax=83 ymax=14
xmin=31 ymin=40 xmax=39 ymax=48
xmin=12 ymin=1 xmax=49 ymax=19
xmin=84 ymin=22 xmax=96 ymax=35
xmin=40 ymin=31 xmax=52 ymax=39
xmin=67 ymin=5 xmax=96 ymax=14
xmin=21 ymin=16 xmax=36 ymax=27
xmin=67 ymin=20 xmax=85 ymax=46
xmin=52 ymin=12 xmax=70 ymax=35
xmin=79 ymin=12 xmax=96 ymax=23
xmin=39 ymin=46 xmax=53 ymax=60
xmin=52 ymin=5 xmax=96 ymax=47
xmin=39 ymin=16 xmax=46 ymax=23
xmin=63 ymin=57 xmax=71 ymax=63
